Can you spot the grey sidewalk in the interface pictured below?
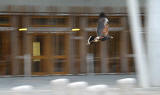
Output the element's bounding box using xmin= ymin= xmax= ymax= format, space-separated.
xmin=0 ymin=74 xmax=136 ymax=90
xmin=1 ymin=74 xmax=160 ymax=95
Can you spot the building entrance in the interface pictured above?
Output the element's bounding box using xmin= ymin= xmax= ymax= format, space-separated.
xmin=32 ymin=33 xmax=69 ymax=75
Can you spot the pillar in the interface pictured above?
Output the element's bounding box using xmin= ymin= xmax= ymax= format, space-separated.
xmin=43 ymin=35 xmax=52 ymax=73
xmin=79 ymin=17 xmax=87 ymax=73
xmin=10 ymin=16 xmax=20 ymax=75
xmin=120 ymin=17 xmax=129 ymax=73
xmin=22 ymin=16 xmax=32 ymax=76
xmin=100 ymin=41 xmax=109 ymax=73
xmin=68 ymin=16 xmax=76 ymax=74
xmin=127 ymin=0 xmax=149 ymax=87
xmin=146 ymin=0 xmax=160 ymax=86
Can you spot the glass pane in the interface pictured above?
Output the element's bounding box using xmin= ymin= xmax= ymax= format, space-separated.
xmin=32 ymin=60 xmax=41 ymax=72
xmin=88 ymin=17 xmax=98 ymax=27
xmin=128 ymin=57 xmax=135 ymax=72
xmin=94 ymin=59 xmax=101 ymax=73
xmin=108 ymin=59 xmax=120 ymax=73
xmin=105 ymin=31 xmax=121 ymax=73
xmin=31 ymin=18 xmax=48 ymax=25
xmin=108 ymin=17 xmax=122 ymax=27
xmin=128 ymin=32 xmax=134 ymax=54
xmin=74 ymin=40 xmax=80 ymax=58
xmin=53 ymin=35 xmax=65 ymax=55
xmin=50 ymin=18 xmax=68 ymax=26
xmin=109 ymin=62 xmax=117 ymax=72
xmin=0 ymin=17 xmax=9 ymax=25
xmin=31 ymin=17 xmax=68 ymax=26
xmin=106 ymin=31 xmax=120 ymax=57
xmin=32 ymin=59 xmax=45 ymax=72
xmin=54 ymin=59 xmax=65 ymax=72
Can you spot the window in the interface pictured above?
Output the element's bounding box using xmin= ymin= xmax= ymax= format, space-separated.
xmin=31 ymin=16 xmax=69 ymax=27
xmin=54 ymin=59 xmax=66 ymax=72
xmin=53 ymin=35 xmax=65 ymax=55
xmin=32 ymin=59 xmax=45 ymax=72
xmin=0 ymin=16 xmax=10 ymax=26
xmin=128 ymin=58 xmax=135 ymax=72
xmin=88 ymin=17 xmax=98 ymax=27
xmin=107 ymin=31 xmax=120 ymax=57
xmin=108 ymin=17 xmax=122 ymax=27
xmin=32 ymin=60 xmax=41 ymax=72
xmin=108 ymin=60 xmax=120 ymax=73
xmin=50 ymin=18 xmax=68 ymax=25
xmin=32 ymin=18 xmax=48 ymax=25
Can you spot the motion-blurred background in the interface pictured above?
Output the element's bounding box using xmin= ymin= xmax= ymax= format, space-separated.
xmin=1 ymin=0 xmax=146 ymax=76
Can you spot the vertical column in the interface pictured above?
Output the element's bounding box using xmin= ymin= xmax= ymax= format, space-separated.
xmin=43 ymin=35 xmax=52 ymax=73
xmin=24 ymin=54 xmax=32 ymax=76
xmin=10 ymin=16 xmax=20 ymax=75
xmin=100 ymin=41 xmax=109 ymax=73
xmin=68 ymin=16 xmax=76 ymax=74
xmin=79 ymin=17 xmax=87 ymax=73
xmin=146 ymin=0 xmax=160 ymax=86
xmin=65 ymin=34 xmax=70 ymax=74
xmin=87 ymin=53 xmax=94 ymax=74
xmin=127 ymin=0 xmax=149 ymax=87
xmin=23 ymin=16 xmax=32 ymax=76
xmin=120 ymin=17 xmax=128 ymax=73
xmin=68 ymin=33 xmax=75 ymax=74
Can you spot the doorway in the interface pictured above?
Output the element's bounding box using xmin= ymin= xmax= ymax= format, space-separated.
xmin=32 ymin=33 xmax=69 ymax=75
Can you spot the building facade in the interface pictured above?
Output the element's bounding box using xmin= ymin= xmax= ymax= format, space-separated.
xmin=0 ymin=0 xmax=146 ymax=75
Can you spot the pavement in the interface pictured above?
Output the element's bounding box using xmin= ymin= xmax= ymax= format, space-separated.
xmin=0 ymin=74 xmax=136 ymax=90
xmin=1 ymin=74 xmax=160 ymax=95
